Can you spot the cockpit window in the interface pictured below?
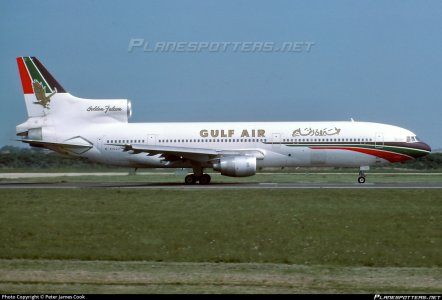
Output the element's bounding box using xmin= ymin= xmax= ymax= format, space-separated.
xmin=406 ymin=136 xmax=419 ymax=143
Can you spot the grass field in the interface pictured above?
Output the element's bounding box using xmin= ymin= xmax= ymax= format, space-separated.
xmin=0 ymin=188 xmax=441 ymax=293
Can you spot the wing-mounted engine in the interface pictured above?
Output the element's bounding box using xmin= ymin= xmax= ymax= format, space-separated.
xmin=212 ymin=156 xmax=257 ymax=177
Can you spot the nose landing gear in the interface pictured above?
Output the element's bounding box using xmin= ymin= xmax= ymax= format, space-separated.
xmin=358 ymin=166 xmax=369 ymax=184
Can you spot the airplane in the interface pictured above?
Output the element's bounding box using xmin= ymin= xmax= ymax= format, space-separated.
xmin=15 ymin=57 xmax=431 ymax=184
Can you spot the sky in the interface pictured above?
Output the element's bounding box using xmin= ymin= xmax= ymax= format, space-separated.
xmin=1 ymin=0 xmax=441 ymax=149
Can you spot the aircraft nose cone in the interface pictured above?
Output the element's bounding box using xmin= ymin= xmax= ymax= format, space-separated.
xmin=413 ymin=142 xmax=431 ymax=158
xmin=420 ymin=142 xmax=432 ymax=153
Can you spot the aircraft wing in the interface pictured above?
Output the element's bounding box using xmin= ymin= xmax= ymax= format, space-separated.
xmin=115 ymin=143 xmax=264 ymax=163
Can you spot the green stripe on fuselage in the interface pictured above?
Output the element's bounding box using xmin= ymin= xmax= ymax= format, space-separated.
xmin=284 ymin=143 xmax=428 ymax=159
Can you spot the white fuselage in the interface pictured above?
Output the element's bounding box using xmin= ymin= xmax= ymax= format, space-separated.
xmin=75 ymin=120 xmax=420 ymax=169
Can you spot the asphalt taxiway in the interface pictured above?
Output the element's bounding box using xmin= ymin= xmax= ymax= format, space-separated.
xmin=1 ymin=172 xmax=441 ymax=189
xmin=1 ymin=182 xmax=442 ymax=189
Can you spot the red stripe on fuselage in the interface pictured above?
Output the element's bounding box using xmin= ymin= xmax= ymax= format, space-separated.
xmin=309 ymin=146 xmax=413 ymax=163
xmin=16 ymin=57 xmax=33 ymax=94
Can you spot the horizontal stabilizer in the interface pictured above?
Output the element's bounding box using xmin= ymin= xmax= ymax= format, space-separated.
xmin=19 ymin=138 xmax=93 ymax=155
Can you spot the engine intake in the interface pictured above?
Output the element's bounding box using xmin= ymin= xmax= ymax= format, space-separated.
xmin=213 ymin=156 xmax=257 ymax=177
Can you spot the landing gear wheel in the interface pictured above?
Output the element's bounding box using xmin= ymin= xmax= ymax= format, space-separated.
xmin=184 ymin=174 xmax=197 ymax=185
xmin=199 ymin=174 xmax=211 ymax=185
xmin=358 ymin=176 xmax=366 ymax=184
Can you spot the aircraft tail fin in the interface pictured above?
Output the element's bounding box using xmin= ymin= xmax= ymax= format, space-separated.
xmin=16 ymin=56 xmax=66 ymax=117
xmin=16 ymin=57 xmax=131 ymax=139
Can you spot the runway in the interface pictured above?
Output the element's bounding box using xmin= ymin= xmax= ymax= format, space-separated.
xmin=1 ymin=181 xmax=442 ymax=189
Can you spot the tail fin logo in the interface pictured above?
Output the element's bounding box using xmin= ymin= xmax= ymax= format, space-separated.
xmin=32 ymin=80 xmax=57 ymax=108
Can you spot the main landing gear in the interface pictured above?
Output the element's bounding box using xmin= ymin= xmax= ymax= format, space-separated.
xmin=358 ymin=166 xmax=369 ymax=184
xmin=184 ymin=167 xmax=211 ymax=185
xmin=184 ymin=174 xmax=211 ymax=185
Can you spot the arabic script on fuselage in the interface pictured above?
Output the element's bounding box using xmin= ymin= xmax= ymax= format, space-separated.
xmin=292 ymin=127 xmax=341 ymax=137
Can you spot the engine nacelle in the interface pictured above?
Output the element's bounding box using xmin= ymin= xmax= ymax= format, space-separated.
xmin=213 ymin=156 xmax=257 ymax=177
